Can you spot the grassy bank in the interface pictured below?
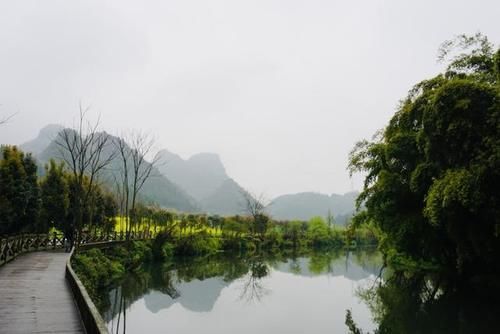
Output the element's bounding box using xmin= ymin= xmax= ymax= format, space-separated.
xmin=71 ymin=241 xmax=153 ymax=308
xmin=72 ymin=220 xmax=378 ymax=309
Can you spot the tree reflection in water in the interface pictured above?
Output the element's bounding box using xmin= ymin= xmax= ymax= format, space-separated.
xmin=96 ymin=248 xmax=383 ymax=333
xmin=238 ymin=259 xmax=270 ymax=303
xmin=347 ymin=271 xmax=500 ymax=334
xmin=105 ymin=262 xmax=180 ymax=334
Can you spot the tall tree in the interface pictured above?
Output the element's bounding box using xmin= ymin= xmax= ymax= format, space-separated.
xmin=114 ymin=131 xmax=159 ymax=239
xmin=349 ymin=34 xmax=500 ymax=278
xmin=241 ymin=191 xmax=270 ymax=236
xmin=0 ymin=146 xmax=40 ymax=235
xmin=55 ymin=107 xmax=115 ymax=244
xmin=40 ymin=159 xmax=69 ymax=233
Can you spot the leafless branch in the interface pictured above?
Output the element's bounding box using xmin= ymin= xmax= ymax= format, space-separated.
xmin=54 ymin=105 xmax=116 ymax=241
xmin=113 ymin=130 xmax=160 ymax=238
xmin=240 ymin=190 xmax=268 ymax=219
xmin=0 ymin=111 xmax=17 ymax=125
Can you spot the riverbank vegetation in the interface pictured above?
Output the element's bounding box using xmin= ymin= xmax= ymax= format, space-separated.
xmin=349 ymin=33 xmax=500 ymax=284
xmin=0 ymin=145 xmax=375 ymax=249
xmin=0 ymin=147 xmax=377 ymax=247
xmin=73 ymin=242 xmax=381 ymax=312
xmin=71 ymin=241 xmax=153 ymax=303
xmin=346 ymin=34 xmax=500 ymax=333
xmin=71 ymin=212 xmax=378 ymax=304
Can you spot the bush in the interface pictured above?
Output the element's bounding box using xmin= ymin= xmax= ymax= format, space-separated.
xmin=126 ymin=241 xmax=153 ymax=268
xmin=221 ymin=235 xmax=257 ymax=252
xmin=307 ymin=217 xmax=332 ymax=248
xmin=72 ymin=248 xmax=125 ymax=299
xmin=161 ymin=242 xmax=175 ymax=258
xmin=175 ymin=230 xmax=220 ymax=256
xmin=262 ymin=227 xmax=284 ymax=249
xmin=107 ymin=241 xmax=152 ymax=269
xmin=282 ymin=220 xmax=305 ymax=247
xmin=152 ymin=231 xmax=172 ymax=260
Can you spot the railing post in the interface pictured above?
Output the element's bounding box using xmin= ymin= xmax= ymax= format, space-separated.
xmin=0 ymin=238 xmax=4 ymax=265
xmin=11 ymin=236 xmax=16 ymax=257
xmin=12 ymin=236 xmax=17 ymax=258
xmin=6 ymin=236 xmax=11 ymax=261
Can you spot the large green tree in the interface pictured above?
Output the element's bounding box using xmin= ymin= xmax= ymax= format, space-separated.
xmin=349 ymin=34 xmax=500 ymax=279
xmin=0 ymin=146 xmax=40 ymax=235
xmin=40 ymin=160 xmax=69 ymax=233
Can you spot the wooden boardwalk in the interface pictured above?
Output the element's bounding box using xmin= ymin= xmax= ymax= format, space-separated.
xmin=0 ymin=251 xmax=84 ymax=334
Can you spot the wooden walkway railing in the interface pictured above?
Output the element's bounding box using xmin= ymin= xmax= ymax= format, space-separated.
xmin=0 ymin=231 xmax=152 ymax=267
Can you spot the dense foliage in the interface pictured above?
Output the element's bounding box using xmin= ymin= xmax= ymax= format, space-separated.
xmin=346 ymin=270 xmax=500 ymax=334
xmin=71 ymin=241 xmax=152 ymax=304
xmin=39 ymin=160 xmax=68 ymax=232
xmin=0 ymin=146 xmax=118 ymax=236
xmin=349 ymin=34 xmax=500 ymax=280
xmin=148 ymin=214 xmax=377 ymax=260
xmin=0 ymin=146 xmax=40 ymax=234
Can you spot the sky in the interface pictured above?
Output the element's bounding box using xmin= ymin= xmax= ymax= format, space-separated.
xmin=0 ymin=0 xmax=499 ymax=198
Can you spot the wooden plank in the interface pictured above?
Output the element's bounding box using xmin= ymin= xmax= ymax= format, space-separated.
xmin=0 ymin=251 xmax=85 ymax=334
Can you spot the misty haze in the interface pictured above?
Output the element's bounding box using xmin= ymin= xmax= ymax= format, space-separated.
xmin=1 ymin=1 xmax=499 ymax=334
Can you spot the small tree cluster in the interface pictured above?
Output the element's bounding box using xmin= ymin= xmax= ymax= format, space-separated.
xmin=0 ymin=145 xmax=118 ymax=237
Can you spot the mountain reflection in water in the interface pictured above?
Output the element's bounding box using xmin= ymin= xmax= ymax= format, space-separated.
xmin=98 ymin=249 xmax=381 ymax=334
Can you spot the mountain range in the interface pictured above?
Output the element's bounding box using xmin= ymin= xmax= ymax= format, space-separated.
xmin=21 ymin=125 xmax=199 ymax=212
xmin=16 ymin=124 xmax=358 ymax=222
xmin=267 ymin=191 xmax=358 ymax=225
xmin=156 ymin=150 xmax=248 ymax=215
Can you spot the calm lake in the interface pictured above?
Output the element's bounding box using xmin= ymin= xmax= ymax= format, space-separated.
xmin=98 ymin=249 xmax=382 ymax=334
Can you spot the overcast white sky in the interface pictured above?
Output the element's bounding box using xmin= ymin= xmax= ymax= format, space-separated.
xmin=0 ymin=0 xmax=499 ymax=198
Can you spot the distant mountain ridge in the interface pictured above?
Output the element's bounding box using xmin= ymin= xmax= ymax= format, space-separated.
xmin=199 ymin=178 xmax=248 ymax=216
xmin=267 ymin=191 xmax=359 ymax=224
xmin=20 ymin=124 xmax=63 ymax=156
xmin=157 ymin=150 xmax=228 ymax=201
xmin=157 ymin=150 xmax=248 ymax=215
xmin=19 ymin=124 xmax=359 ymax=219
xmin=21 ymin=125 xmax=199 ymax=212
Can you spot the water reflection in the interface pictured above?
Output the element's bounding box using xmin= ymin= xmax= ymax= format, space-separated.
xmin=348 ymin=271 xmax=500 ymax=334
xmin=99 ymin=249 xmax=382 ymax=334
xmin=238 ymin=259 xmax=270 ymax=302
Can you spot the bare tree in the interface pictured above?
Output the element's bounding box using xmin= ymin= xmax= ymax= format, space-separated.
xmin=240 ymin=190 xmax=270 ymax=236
xmin=241 ymin=191 xmax=265 ymax=217
xmin=114 ymin=136 xmax=131 ymax=237
xmin=114 ymin=131 xmax=160 ymax=239
xmin=55 ymin=105 xmax=116 ymax=246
